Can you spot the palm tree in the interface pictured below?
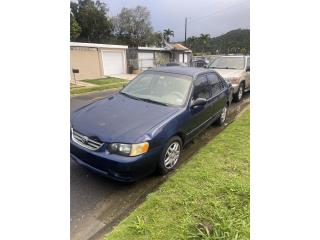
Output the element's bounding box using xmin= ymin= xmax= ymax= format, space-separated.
xmin=199 ymin=33 xmax=210 ymax=54
xmin=163 ymin=29 xmax=174 ymax=42
xmin=187 ymin=36 xmax=197 ymax=50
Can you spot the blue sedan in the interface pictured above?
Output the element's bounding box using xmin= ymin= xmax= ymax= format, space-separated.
xmin=70 ymin=67 xmax=231 ymax=182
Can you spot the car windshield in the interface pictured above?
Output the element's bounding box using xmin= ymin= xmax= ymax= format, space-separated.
xmin=209 ymin=56 xmax=245 ymax=70
xmin=120 ymin=71 xmax=192 ymax=107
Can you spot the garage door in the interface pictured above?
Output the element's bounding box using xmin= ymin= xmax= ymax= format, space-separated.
xmin=102 ymin=51 xmax=125 ymax=75
xmin=138 ymin=52 xmax=154 ymax=70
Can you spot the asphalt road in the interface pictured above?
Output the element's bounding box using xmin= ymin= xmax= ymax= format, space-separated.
xmin=70 ymin=89 xmax=250 ymax=240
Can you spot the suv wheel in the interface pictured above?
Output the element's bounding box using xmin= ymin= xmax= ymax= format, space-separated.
xmin=158 ymin=136 xmax=182 ymax=175
xmin=234 ymin=82 xmax=244 ymax=102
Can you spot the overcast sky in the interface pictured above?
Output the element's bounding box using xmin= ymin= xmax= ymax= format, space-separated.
xmin=103 ymin=0 xmax=250 ymax=41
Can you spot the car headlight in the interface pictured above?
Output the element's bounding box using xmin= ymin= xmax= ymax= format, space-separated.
xmin=226 ymin=77 xmax=241 ymax=83
xmin=108 ymin=142 xmax=149 ymax=157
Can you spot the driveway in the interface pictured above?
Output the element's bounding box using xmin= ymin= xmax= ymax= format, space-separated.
xmin=70 ymin=90 xmax=250 ymax=240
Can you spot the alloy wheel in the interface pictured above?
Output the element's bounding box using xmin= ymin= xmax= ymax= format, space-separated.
xmin=220 ymin=106 xmax=227 ymax=123
xmin=164 ymin=141 xmax=181 ymax=169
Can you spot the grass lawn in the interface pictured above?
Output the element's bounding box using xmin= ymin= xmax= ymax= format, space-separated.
xmin=70 ymin=83 xmax=83 ymax=89
xmin=106 ymin=109 xmax=250 ymax=240
xmin=82 ymin=77 xmax=127 ymax=85
xmin=71 ymin=77 xmax=128 ymax=95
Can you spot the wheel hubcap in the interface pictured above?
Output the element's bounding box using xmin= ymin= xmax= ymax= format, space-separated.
xmin=221 ymin=106 xmax=227 ymax=123
xmin=164 ymin=142 xmax=180 ymax=169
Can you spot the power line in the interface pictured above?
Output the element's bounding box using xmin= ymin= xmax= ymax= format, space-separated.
xmin=171 ymin=0 xmax=249 ymax=32
xmin=188 ymin=0 xmax=248 ymax=25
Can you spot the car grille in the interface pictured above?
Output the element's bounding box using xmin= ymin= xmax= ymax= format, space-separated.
xmin=71 ymin=128 xmax=104 ymax=151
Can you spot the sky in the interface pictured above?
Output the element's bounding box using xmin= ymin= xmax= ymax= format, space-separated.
xmin=103 ymin=0 xmax=250 ymax=41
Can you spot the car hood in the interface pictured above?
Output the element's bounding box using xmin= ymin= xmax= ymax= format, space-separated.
xmin=214 ymin=69 xmax=244 ymax=79
xmin=71 ymin=93 xmax=180 ymax=143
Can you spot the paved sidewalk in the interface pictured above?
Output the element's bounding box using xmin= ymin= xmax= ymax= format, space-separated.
xmin=70 ymin=80 xmax=95 ymax=87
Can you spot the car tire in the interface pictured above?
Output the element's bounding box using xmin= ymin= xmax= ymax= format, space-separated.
xmin=234 ymin=82 xmax=244 ymax=102
xmin=157 ymin=136 xmax=182 ymax=175
xmin=216 ymin=104 xmax=228 ymax=126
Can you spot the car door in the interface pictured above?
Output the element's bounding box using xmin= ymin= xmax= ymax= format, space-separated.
xmin=184 ymin=74 xmax=212 ymax=139
xmin=207 ymin=72 xmax=228 ymax=118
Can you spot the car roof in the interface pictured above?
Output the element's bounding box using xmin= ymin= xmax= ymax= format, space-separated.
xmin=145 ymin=66 xmax=216 ymax=79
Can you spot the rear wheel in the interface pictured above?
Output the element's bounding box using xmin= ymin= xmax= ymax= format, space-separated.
xmin=234 ymin=82 xmax=244 ymax=102
xmin=158 ymin=136 xmax=182 ymax=175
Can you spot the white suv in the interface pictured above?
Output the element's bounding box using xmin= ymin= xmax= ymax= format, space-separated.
xmin=208 ymin=55 xmax=250 ymax=101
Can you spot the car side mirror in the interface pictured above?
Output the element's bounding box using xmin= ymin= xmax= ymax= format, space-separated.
xmin=190 ymin=98 xmax=207 ymax=108
xmin=246 ymin=66 xmax=250 ymax=72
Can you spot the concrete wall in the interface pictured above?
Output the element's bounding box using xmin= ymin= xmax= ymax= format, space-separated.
xmin=70 ymin=47 xmax=103 ymax=81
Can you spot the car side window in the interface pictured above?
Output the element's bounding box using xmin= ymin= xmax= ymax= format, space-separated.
xmin=247 ymin=57 xmax=250 ymax=68
xmin=193 ymin=75 xmax=210 ymax=100
xmin=218 ymin=77 xmax=228 ymax=91
xmin=207 ymin=73 xmax=223 ymax=96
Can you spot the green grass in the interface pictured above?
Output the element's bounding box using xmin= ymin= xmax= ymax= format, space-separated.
xmin=70 ymin=77 xmax=128 ymax=95
xmin=70 ymin=83 xmax=125 ymax=95
xmin=105 ymin=109 xmax=250 ymax=240
xmin=70 ymin=83 xmax=83 ymax=89
xmin=82 ymin=77 xmax=127 ymax=86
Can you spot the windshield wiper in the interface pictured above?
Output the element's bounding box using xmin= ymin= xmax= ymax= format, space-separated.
xmin=225 ymin=67 xmax=238 ymax=69
xmin=120 ymin=92 xmax=140 ymax=100
xmin=120 ymin=92 xmax=168 ymax=106
xmin=210 ymin=66 xmax=223 ymax=69
xmin=138 ymin=97 xmax=169 ymax=106
xmin=211 ymin=66 xmax=238 ymax=69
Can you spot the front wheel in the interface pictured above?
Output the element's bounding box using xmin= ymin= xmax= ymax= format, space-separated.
xmin=234 ymin=82 xmax=244 ymax=102
xmin=157 ymin=136 xmax=182 ymax=175
xmin=216 ymin=105 xmax=228 ymax=126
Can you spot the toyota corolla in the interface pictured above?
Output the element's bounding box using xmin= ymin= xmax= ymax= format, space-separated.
xmin=70 ymin=67 xmax=231 ymax=182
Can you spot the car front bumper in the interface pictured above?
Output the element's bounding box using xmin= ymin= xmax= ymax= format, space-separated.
xmin=70 ymin=141 xmax=163 ymax=182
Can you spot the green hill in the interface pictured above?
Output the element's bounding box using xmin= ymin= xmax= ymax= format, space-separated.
xmin=186 ymin=29 xmax=250 ymax=55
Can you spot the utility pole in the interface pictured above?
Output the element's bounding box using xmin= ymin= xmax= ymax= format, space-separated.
xmin=184 ymin=17 xmax=188 ymax=63
xmin=184 ymin=17 xmax=187 ymax=46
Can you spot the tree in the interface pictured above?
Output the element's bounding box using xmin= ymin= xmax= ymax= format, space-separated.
xmin=199 ymin=33 xmax=210 ymax=53
xmin=149 ymin=32 xmax=164 ymax=47
xmin=186 ymin=36 xmax=197 ymax=49
xmin=70 ymin=15 xmax=82 ymax=41
xmin=230 ymin=47 xmax=237 ymax=53
xmin=186 ymin=29 xmax=250 ymax=54
xmin=70 ymin=0 xmax=113 ymax=43
xmin=113 ymin=6 xmax=154 ymax=47
xmin=163 ymin=29 xmax=174 ymax=42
